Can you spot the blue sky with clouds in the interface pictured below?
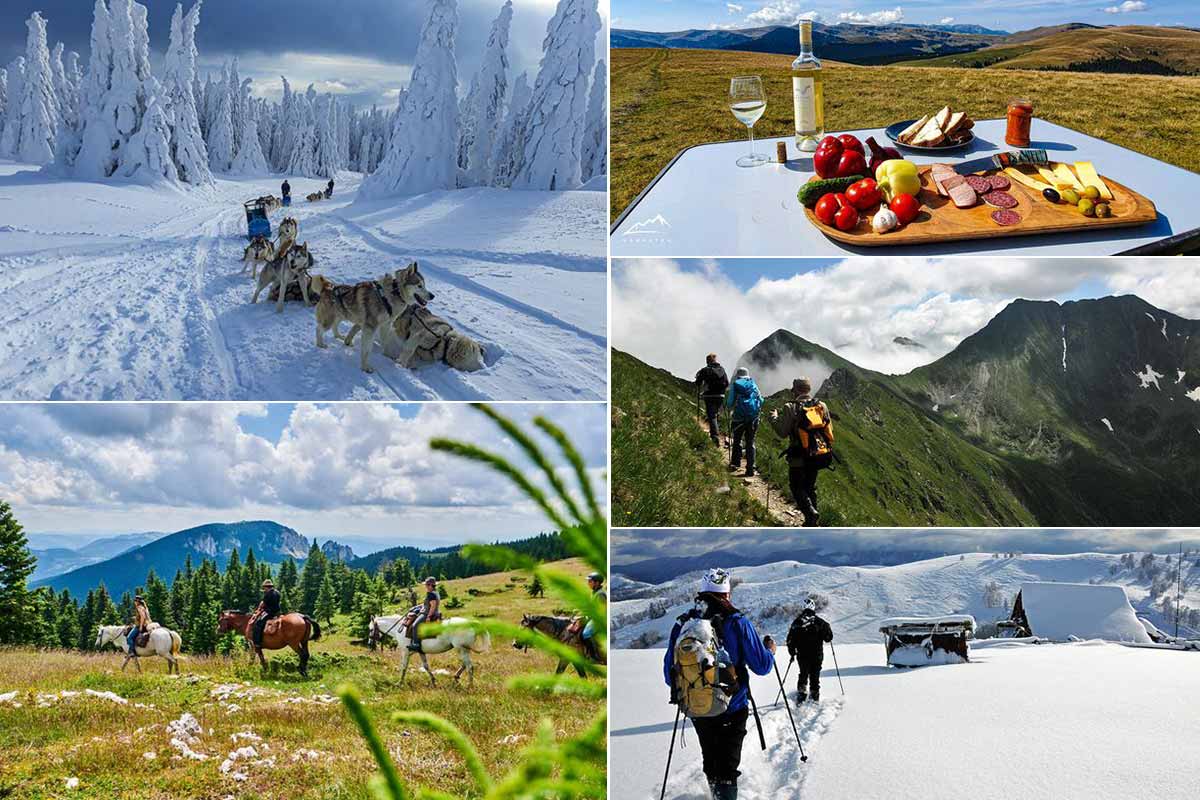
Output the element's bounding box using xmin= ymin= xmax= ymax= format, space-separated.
xmin=611 ymin=0 xmax=1198 ymax=33
xmin=0 ymin=402 xmax=607 ymax=551
xmin=2 ymin=0 xmax=607 ymax=109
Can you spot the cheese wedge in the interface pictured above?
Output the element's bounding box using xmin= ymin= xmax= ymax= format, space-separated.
xmin=1037 ymin=166 xmax=1072 ymax=189
xmin=1052 ymin=163 xmax=1085 ymax=192
xmin=1003 ymin=166 xmax=1050 ymax=191
xmin=1073 ymin=161 xmax=1114 ymax=200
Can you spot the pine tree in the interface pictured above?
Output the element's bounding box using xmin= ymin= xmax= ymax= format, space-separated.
xmin=222 ymin=547 xmax=242 ymax=609
xmin=239 ymin=550 xmax=261 ymax=610
xmin=490 ymin=70 xmax=530 ymax=187
xmin=278 ymin=557 xmax=299 ymax=599
xmin=459 ymin=0 xmax=512 ymax=186
xmin=315 ymin=572 xmax=337 ymax=625
xmin=206 ymin=62 xmax=235 ymax=172
xmin=143 ymin=569 xmax=171 ymax=625
xmin=117 ymin=590 xmax=134 ymax=625
xmin=0 ymin=501 xmax=37 ymax=645
xmin=56 ymin=589 xmax=80 ymax=649
xmin=162 ymin=0 xmax=211 ymax=185
xmin=580 ymin=59 xmax=606 ymax=182
xmin=297 ymin=541 xmax=328 ymax=616
xmin=9 ymin=13 xmax=60 ymax=164
xmin=527 ymin=575 xmax=545 ymax=598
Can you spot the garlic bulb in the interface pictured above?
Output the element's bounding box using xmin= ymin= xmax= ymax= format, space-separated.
xmin=872 ymin=208 xmax=899 ymax=234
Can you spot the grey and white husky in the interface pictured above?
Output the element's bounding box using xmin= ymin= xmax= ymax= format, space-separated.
xmin=251 ymin=241 xmax=316 ymax=312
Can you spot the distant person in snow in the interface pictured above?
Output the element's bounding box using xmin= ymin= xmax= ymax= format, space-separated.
xmin=725 ymin=367 xmax=763 ymax=477
xmin=325 ymin=178 xmax=335 ymax=199
xmin=769 ymin=377 xmax=834 ymax=526
xmin=281 ymin=179 xmax=291 ymax=203
xmin=786 ymin=599 xmax=833 ymax=702
xmin=665 ymin=568 xmax=775 ymax=800
xmin=695 ymin=353 xmax=730 ymax=446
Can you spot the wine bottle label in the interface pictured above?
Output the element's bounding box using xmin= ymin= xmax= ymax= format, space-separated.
xmin=793 ymin=77 xmax=815 ymax=130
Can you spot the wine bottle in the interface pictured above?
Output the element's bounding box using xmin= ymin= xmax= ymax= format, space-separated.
xmin=791 ymin=19 xmax=824 ymax=152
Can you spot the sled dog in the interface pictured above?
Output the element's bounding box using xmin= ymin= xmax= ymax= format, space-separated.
xmin=386 ymin=302 xmax=486 ymax=372
xmin=275 ymin=217 xmax=298 ymax=252
xmin=312 ymin=263 xmax=430 ymax=373
xmin=251 ymin=242 xmax=316 ymax=312
xmin=306 ymin=192 xmax=324 ymax=203
xmin=241 ymin=234 xmax=276 ymax=279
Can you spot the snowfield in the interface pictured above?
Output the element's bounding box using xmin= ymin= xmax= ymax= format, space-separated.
xmin=0 ymin=161 xmax=605 ymax=400
xmin=613 ymin=642 xmax=1200 ymax=799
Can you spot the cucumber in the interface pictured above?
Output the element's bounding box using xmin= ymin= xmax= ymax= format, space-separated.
xmin=797 ymin=175 xmax=863 ymax=208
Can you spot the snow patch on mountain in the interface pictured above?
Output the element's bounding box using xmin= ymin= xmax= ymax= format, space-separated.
xmin=1100 ymin=417 xmax=1113 ymax=432
xmin=1134 ymin=364 xmax=1164 ymax=390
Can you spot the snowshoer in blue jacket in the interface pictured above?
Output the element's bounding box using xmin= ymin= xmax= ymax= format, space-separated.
xmin=725 ymin=367 xmax=763 ymax=477
xmin=663 ymin=568 xmax=776 ymax=800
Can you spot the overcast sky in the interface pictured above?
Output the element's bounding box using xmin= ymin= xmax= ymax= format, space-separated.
xmin=611 ymin=0 xmax=1198 ymax=33
xmin=612 ymin=257 xmax=1200 ymax=392
xmin=2 ymin=0 xmax=608 ymax=109
xmin=0 ymin=402 xmax=607 ymax=550
xmin=613 ymin=528 xmax=1200 ymax=568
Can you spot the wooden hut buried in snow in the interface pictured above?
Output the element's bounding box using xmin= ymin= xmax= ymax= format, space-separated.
xmin=879 ymin=615 xmax=976 ymax=667
xmin=997 ymin=582 xmax=1151 ymax=644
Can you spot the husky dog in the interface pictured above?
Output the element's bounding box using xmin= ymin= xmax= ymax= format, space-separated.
xmin=251 ymin=242 xmax=315 ymax=312
xmin=306 ymin=192 xmax=324 ymax=203
xmin=386 ymin=302 xmax=486 ymax=372
xmin=241 ymin=234 xmax=276 ymax=279
xmin=275 ymin=217 xmax=298 ymax=252
xmin=312 ymin=263 xmax=429 ymax=374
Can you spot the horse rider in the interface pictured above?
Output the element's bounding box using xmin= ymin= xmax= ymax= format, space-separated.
xmin=581 ymin=572 xmax=606 ymax=661
xmin=281 ymin=179 xmax=291 ymax=206
xmin=408 ymin=577 xmax=442 ymax=652
xmin=127 ymin=594 xmax=152 ymax=656
xmin=250 ymin=579 xmax=282 ymax=649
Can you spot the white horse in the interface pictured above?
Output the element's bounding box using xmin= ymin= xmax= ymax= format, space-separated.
xmin=369 ymin=614 xmax=491 ymax=687
xmin=95 ymin=624 xmax=183 ymax=674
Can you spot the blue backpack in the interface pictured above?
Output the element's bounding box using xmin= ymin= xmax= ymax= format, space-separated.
xmin=732 ymin=379 xmax=762 ymax=419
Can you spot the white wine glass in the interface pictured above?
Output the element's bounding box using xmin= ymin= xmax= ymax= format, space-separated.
xmin=730 ymin=76 xmax=769 ymax=168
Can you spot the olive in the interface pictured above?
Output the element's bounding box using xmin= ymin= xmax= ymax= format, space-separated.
xmin=1083 ymin=186 xmax=1100 ymax=200
xmin=1042 ymin=187 xmax=1061 ymax=203
xmin=1078 ymin=198 xmax=1095 ymax=217
xmin=1095 ymin=202 xmax=1111 ymax=218
xmin=1061 ymin=188 xmax=1080 ymax=205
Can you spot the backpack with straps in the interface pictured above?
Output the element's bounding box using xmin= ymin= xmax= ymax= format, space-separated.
xmin=671 ymin=614 xmax=739 ymax=718
xmin=788 ymin=400 xmax=833 ymax=469
xmin=732 ymin=381 xmax=762 ymax=419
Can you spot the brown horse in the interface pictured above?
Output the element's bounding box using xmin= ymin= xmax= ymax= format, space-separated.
xmin=217 ymin=610 xmax=322 ymax=677
xmin=515 ymin=614 xmax=605 ymax=678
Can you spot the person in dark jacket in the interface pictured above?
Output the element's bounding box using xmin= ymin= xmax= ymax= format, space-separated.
xmin=407 ymin=577 xmax=442 ymax=652
xmin=281 ymin=179 xmax=291 ymax=200
xmin=725 ymin=367 xmax=763 ymax=477
xmin=768 ymin=376 xmax=834 ymax=526
xmin=325 ymin=178 xmax=335 ymax=198
xmin=695 ymin=354 xmax=730 ymax=446
xmin=785 ymin=599 xmax=833 ymax=702
xmin=251 ymin=580 xmax=282 ymax=648
xmin=663 ymin=568 xmax=776 ymax=800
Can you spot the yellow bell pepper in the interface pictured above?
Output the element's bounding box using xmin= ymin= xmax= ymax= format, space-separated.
xmin=874 ymin=159 xmax=921 ymax=203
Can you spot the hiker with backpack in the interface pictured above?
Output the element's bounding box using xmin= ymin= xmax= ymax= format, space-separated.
xmin=725 ymin=367 xmax=763 ymax=477
xmin=695 ymin=354 xmax=730 ymax=446
xmin=663 ymin=568 xmax=776 ymax=800
xmin=785 ymin=599 xmax=833 ymax=703
xmin=768 ymin=377 xmax=834 ymax=526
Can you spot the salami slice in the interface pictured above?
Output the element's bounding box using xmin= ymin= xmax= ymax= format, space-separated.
xmin=988 ymin=174 xmax=1011 ymax=191
xmin=965 ymin=176 xmax=992 ymax=193
xmin=982 ymin=190 xmax=1018 ymax=209
xmin=991 ymin=209 xmax=1021 ymax=226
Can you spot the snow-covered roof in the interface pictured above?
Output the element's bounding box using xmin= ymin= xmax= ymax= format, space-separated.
xmin=878 ymin=615 xmax=976 ymax=631
xmin=1017 ymin=582 xmax=1151 ymax=644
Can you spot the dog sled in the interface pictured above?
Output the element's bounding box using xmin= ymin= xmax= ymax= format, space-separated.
xmin=244 ymin=198 xmax=272 ymax=241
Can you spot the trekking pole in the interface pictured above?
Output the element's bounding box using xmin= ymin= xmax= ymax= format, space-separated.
xmin=659 ymin=704 xmax=682 ymax=800
xmin=745 ymin=685 xmax=768 ymax=752
xmin=769 ymin=645 xmax=808 ymax=762
xmin=829 ymin=641 xmax=845 ymax=696
xmin=774 ymin=654 xmax=794 ymax=705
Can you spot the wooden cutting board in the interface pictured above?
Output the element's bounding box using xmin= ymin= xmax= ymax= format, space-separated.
xmin=802 ymin=165 xmax=1157 ymax=247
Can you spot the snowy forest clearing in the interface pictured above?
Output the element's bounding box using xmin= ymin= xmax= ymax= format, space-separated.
xmin=613 ymin=642 xmax=1200 ymax=800
xmin=0 ymin=161 xmax=606 ymax=399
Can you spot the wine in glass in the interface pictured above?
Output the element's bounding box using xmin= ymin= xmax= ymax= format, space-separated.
xmin=730 ymin=76 xmax=769 ymax=168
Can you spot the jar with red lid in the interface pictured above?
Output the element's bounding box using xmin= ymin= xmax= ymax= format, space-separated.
xmin=1006 ymin=99 xmax=1033 ymax=147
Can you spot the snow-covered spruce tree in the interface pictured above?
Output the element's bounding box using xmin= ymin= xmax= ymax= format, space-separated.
xmin=458 ymin=0 xmax=512 ymax=187
xmin=255 ymin=98 xmax=274 ymax=165
xmin=0 ymin=68 xmax=7 ymax=143
xmin=489 ymin=69 xmax=530 ymax=188
xmin=58 ymin=0 xmax=107 ymax=173
xmin=510 ymin=0 xmax=601 ymax=191
xmin=313 ymin=93 xmax=339 ymax=179
xmin=580 ymin=58 xmax=606 ymax=182
xmin=228 ymin=57 xmax=243 ymax=155
xmin=286 ymin=90 xmax=318 ymax=177
xmin=48 ymin=42 xmax=67 ymax=124
xmin=230 ymin=107 xmax=269 ymax=175
xmin=205 ymin=64 xmax=234 ymax=172
xmin=114 ymin=0 xmax=175 ymax=181
xmin=8 ymin=13 xmax=60 ymax=165
xmin=359 ymin=0 xmax=459 ymax=199
xmin=162 ymin=0 xmax=211 ymax=185
xmin=0 ymin=60 xmax=20 ymax=156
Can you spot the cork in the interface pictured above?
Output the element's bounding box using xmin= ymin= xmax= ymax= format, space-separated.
xmin=776 ymin=141 xmax=788 ymax=164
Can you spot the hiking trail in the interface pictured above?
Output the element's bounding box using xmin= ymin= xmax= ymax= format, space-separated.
xmin=694 ymin=415 xmax=806 ymax=527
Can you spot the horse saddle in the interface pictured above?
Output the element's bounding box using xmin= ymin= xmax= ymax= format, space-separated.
xmin=401 ymin=606 xmax=421 ymax=628
xmin=565 ymin=618 xmax=585 ymax=638
xmin=136 ymin=631 xmax=151 ymax=648
xmin=263 ymin=617 xmax=284 ymax=636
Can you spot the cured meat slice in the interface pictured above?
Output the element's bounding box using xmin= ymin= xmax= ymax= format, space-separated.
xmin=965 ymin=176 xmax=992 ymax=193
xmin=982 ymin=190 xmax=1018 ymax=208
xmin=930 ymin=164 xmax=956 ymax=197
xmin=988 ymin=174 xmax=1011 ymax=191
xmin=991 ymin=209 xmax=1021 ymax=226
xmin=949 ymin=182 xmax=977 ymax=208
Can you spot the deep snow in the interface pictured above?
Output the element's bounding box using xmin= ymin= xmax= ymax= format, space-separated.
xmin=612 ymin=642 xmax=1200 ymax=799
xmin=0 ymin=160 xmax=605 ymax=400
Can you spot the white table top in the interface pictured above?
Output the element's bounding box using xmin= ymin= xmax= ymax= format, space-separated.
xmin=611 ymin=118 xmax=1200 ymax=257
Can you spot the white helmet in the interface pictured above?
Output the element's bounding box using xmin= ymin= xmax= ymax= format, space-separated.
xmin=700 ymin=568 xmax=731 ymax=594
xmin=804 ymin=597 xmax=816 ymax=611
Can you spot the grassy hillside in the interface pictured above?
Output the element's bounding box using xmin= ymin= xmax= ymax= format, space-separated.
xmin=610 ymin=47 xmax=1200 ymax=220
xmin=0 ymin=560 xmax=600 ymax=800
xmin=900 ymin=26 xmax=1200 ymax=74
xmin=611 ymin=350 xmax=776 ymax=527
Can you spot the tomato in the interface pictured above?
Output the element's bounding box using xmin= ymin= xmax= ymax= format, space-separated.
xmin=834 ymin=204 xmax=860 ymax=232
xmin=845 ymin=178 xmax=882 ymax=211
xmin=814 ymin=193 xmax=840 ymax=225
xmin=888 ymin=192 xmax=921 ymax=225
xmin=838 ymin=134 xmax=864 ymax=153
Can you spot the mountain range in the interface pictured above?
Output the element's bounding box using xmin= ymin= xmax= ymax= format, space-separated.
xmin=612 ymin=22 xmax=1200 ymax=74
xmin=613 ymin=295 xmax=1200 ymax=527
xmin=30 ymin=532 xmax=165 ymax=582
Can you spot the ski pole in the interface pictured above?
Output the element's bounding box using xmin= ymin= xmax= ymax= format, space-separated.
xmin=745 ymin=684 xmax=768 ymax=752
xmin=770 ymin=651 xmax=808 ymax=762
xmin=774 ymin=654 xmax=794 ymax=705
xmin=829 ymin=641 xmax=845 ymax=696
xmin=659 ymin=704 xmax=682 ymax=800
